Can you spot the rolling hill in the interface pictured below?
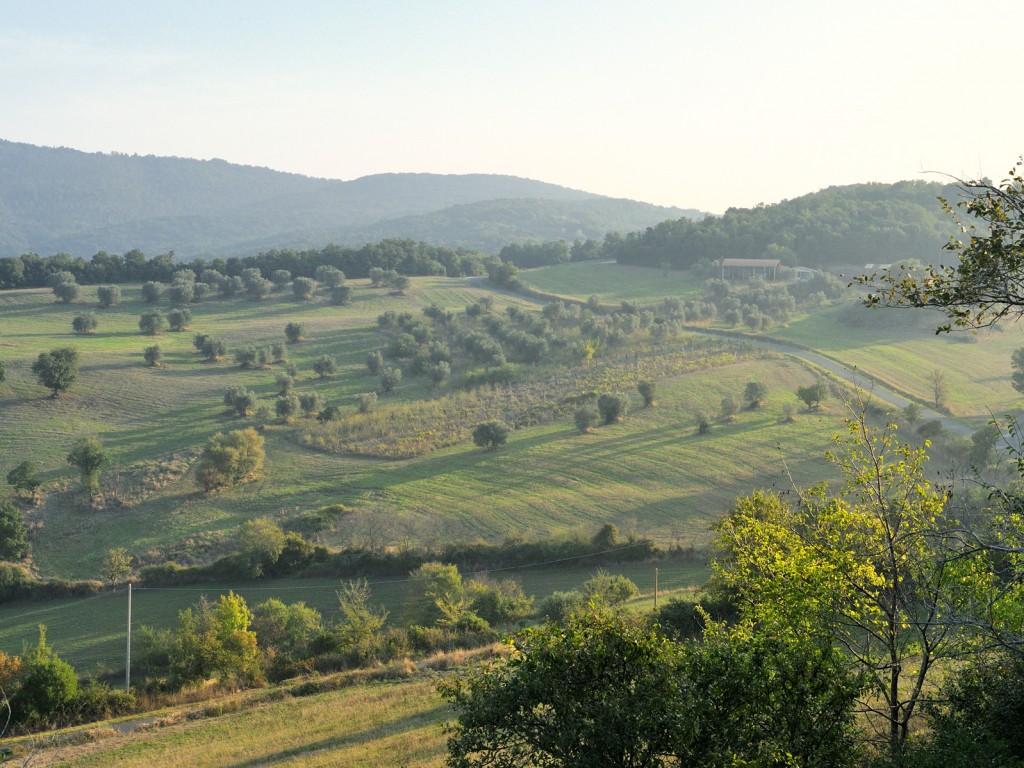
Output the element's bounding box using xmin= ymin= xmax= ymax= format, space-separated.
xmin=0 ymin=140 xmax=698 ymax=258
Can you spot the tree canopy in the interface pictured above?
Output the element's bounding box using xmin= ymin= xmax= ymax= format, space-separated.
xmin=31 ymin=346 xmax=79 ymax=396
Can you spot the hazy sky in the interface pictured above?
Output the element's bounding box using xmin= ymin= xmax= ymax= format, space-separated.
xmin=3 ymin=0 xmax=1021 ymax=213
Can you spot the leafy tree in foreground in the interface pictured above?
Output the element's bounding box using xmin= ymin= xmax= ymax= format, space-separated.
xmin=12 ymin=626 xmax=78 ymax=727
xmin=173 ymin=592 xmax=261 ymax=684
xmin=472 ymin=420 xmax=509 ymax=450
xmin=0 ymin=500 xmax=29 ymax=561
xmin=441 ymin=612 xmax=683 ymax=768
xmin=859 ymin=161 xmax=1024 ymax=331
xmin=66 ymin=436 xmax=108 ymax=494
xmin=196 ymin=428 xmax=265 ymax=491
xmin=713 ymin=418 xmax=989 ymax=762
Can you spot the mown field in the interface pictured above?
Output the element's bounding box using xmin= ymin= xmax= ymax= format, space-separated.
xmin=0 ymin=276 xmax=848 ymax=580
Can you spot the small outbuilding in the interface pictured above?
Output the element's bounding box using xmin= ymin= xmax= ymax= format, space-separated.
xmin=721 ymin=258 xmax=780 ymax=281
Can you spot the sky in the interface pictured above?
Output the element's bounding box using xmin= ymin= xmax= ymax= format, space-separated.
xmin=2 ymin=0 xmax=1022 ymax=214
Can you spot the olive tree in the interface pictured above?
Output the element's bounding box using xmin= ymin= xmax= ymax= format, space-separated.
xmin=71 ymin=313 xmax=98 ymax=335
xmin=472 ymin=421 xmax=509 ymax=450
xmin=143 ymin=344 xmax=163 ymax=367
xmin=32 ymin=347 xmax=79 ymax=397
xmin=96 ymin=285 xmax=121 ymax=307
xmin=597 ymin=392 xmax=629 ymax=424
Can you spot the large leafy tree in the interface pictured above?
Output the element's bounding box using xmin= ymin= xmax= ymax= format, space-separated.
xmin=714 ymin=418 xmax=990 ymax=762
xmin=441 ymin=612 xmax=683 ymax=768
xmin=860 ymin=160 xmax=1024 ymax=331
xmin=195 ymin=428 xmax=265 ymax=491
xmin=31 ymin=347 xmax=79 ymax=397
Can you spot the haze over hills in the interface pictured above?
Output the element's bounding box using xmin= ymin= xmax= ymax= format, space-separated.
xmin=0 ymin=139 xmax=699 ymax=258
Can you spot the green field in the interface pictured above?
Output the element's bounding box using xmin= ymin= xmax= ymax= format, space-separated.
xmin=518 ymin=261 xmax=706 ymax=304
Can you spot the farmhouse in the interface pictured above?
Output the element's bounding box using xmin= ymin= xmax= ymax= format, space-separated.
xmin=720 ymin=258 xmax=780 ymax=281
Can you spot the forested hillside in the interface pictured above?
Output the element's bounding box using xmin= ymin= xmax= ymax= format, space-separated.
xmin=609 ymin=181 xmax=962 ymax=270
xmin=0 ymin=140 xmax=694 ymax=257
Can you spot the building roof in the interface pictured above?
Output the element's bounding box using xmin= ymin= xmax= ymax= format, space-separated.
xmin=721 ymin=259 xmax=781 ymax=268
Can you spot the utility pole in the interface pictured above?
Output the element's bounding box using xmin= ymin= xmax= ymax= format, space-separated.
xmin=125 ymin=583 xmax=132 ymax=691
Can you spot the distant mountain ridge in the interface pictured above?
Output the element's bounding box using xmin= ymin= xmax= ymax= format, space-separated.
xmin=0 ymin=140 xmax=698 ymax=257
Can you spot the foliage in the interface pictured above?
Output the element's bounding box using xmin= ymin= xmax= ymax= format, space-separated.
xmin=143 ymin=343 xmax=162 ymax=367
xmin=102 ymin=547 xmax=132 ymax=584
xmin=1012 ymin=348 xmax=1024 ymax=396
xmin=744 ymin=380 xmax=768 ymax=408
xmin=713 ymin=419 xmax=990 ymax=761
xmin=366 ymin=350 xmax=384 ymax=375
xmin=172 ymin=592 xmax=261 ymax=685
xmin=167 ymin=307 xmax=192 ymax=331
xmin=252 ymin=597 xmax=322 ymax=656
xmin=6 ymin=460 xmax=41 ymax=498
xmin=275 ymin=394 xmax=300 ymax=420
xmin=379 ymin=366 xmax=402 ymax=393
xmin=356 ymin=392 xmax=377 ymax=414
xmin=299 ymin=392 xmax=324 ymax=417
xmin=96 ymin=284 xmax=121 ymax=307
xmin=334 ymin=579 xmax=389 ymax=658
xmin=31 ymin=346 xmax=79 ymax=396
xmin=597 ymin=392 xmax=629 ymax=424
xmin=909 ymin=651 xmax=1024 ymax=768
xmin=472 ymin=420 xmax=509 ymax=450
xmin=859 ymin=163 xmax=1024 ymax=331
xmin=0 ymin=500 xmax=29 ymax=561
xmin=292 ymin=277 xmax=316 ymax=301
xmin=237 ymin=518 xmax=286 ymax=577
xmin=574 ymin=405 xmax=599 ymax=433
xmin=796 ymin=379 xmax=829 ymax=410
xmin=637 ymin=379 xmax=656 ymax=407
xmin=66 ymin=436 xmax=108 ymax=493
xmin=312 ymin=355 xmax=337 ymax=378
xmin=410 ymin=562 xmax=467 ymax=626
xmin=52 ymin=279 xmax=80 ymax=303
xmin=71 ymin=312 xmax=98 ymax=335
xmin=440 ymin=612 xmax=683 ymax=768
xmin=12 ymin=626 xmax=78 ymax=727
xmin=284 ymin=321 xmax=306 ymax=343
xmin=223 ymin=386 xmax=258 ymax=417
xmin=970 ymin=422 xmax=1001 ymax=467
xmin=195 ymin=427 xmax=266 ymax=492
xmin=138 ymin=310 xmax=165 ymax=335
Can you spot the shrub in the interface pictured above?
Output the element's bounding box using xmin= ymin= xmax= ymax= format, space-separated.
xmin=275 ymin=395 xmax=300 ymax=420
xmin=637 ymin=380 xmax=656 ymax=407
xmin=472 ymin=420 xmax=510 ymax=450
xmin=380 ymin=367 xmax=402 ymax=393
xmin=0 ymin=499 xmax=29 ymax=561
xmin=720 ymin=395 xmax=739 ymax=420
xmin=597 ymin=392 xmax=629 ymax=424
xmin=138 ymin=310 xmax=165 ymax=335
xmin=141 ymin=281 xmax=163 ymax=302
xmin=196 ymin=428 xmax=265 ymax=491
xmin=52 ymin=280 xmax=80 ymax=304
xmin=13 ymin=627 xmax=78 ymax=727
xmin=292 ymin=277 xmax=317 ymax=301
xmin=367 ymin=350 xmax=384 ymax=375
xmin=71 ymin=313 xmax=98 ymax=335
xmin=574 ymin=406 xmax=599 ymax=433
xmin=143 ymin=344 xmax=162 ymax=367
xmin=284 ymin=322 xmax=306 ymax=343
xmin=330 ymin=285 xmax=352 ymax=305
xmin=299 ymin=392 xmax=325 ymax=417
xmin=167 ymin=307 xmax=192 ymax=331
xmin=744 ymin=381 xmax=768 ymax=408
xmin=357 ymin=392 xmax=377 ymax=413
xmin=96 ymin=285 xmax=121 ymax=307
xmin=312 ymin=355 xmax=337 ymax=378
xmin=223 ymin=386 xmax=258 ymax=417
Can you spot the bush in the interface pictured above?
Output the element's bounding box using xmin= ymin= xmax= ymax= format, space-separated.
xmin=138 ymin=310 xmax=165 ymax=335
xmin=141 ymin=281 xmax=163 ymax=303
xmin=96 ymin=285 xmax=121 ymax=307
xmin=223 ymin=386 xmax=258 ymax=417
xmin=357 ymin=392 xmax=377 ymax=413
xmin=367 ymin=350 xmax=384 ymax=375
xmin=13 ymin=627 xmax=79 ymax=727
xmin=71 ymin=312 xmax=98 ymax=335
xmin=292 ymin=277 xmax=317 ymax=301
xmin=196 ymin=428 xmax=265 ymax=491
xmin=744 ymin=381 xmax=768 ymax=408
xmin=472 ymin=420 xmax=509 ymax=450
xmin=637 ymin=380 xmax=656 ymax=407
xmin=167 ymin=307 xmax=192 ymax=331
xmin=313 ymin=355 xmax=337 ymax=378
xmin=275 ymin=395 xmax=300 ymax=420
xmin=380 ymin=367 xmax=402 ymax=393
xmin=143 ymin=344 xmax=162 ymax=367
xmin=0 ymin=499 xmax=29 ymax=561
xmin=284 ymin=322 xmax=306 ymax=343
xmin=52 ymin=280 xmax=80 ymax=303
xmin=574 ymin=406 xmax=599 ymax=433
xmin=299 ymin=392 xmax=325 ymax=417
